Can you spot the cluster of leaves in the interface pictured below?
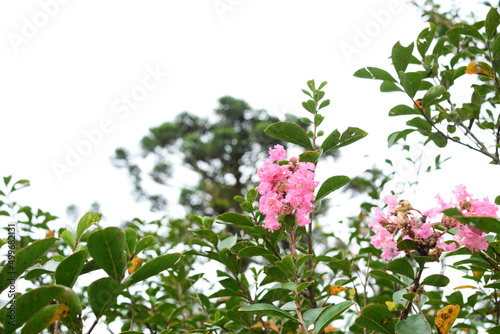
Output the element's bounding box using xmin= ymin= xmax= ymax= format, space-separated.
xmin=355 ymin=4 xmax=500 ymax=164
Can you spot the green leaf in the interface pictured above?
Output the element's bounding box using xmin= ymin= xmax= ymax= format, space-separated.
xmin=264 ymin=122 xmax=313 ymax=150
xmin=194 ymin=229 xmax=218 ymax=247
xmin=76 ymin=212 xmax=101 ymax=242
xmin=422 ymin=85 xmax=448 ymax=109
xmin=442 ymin=207 xmax=500 ymax=233
xmin=297 ymin=254 xmax=313 ymax=270
xmin=217 ymin=212 xmax=254 ymax=226
xmin=124 ymin=228 xmax=137 ymax=256
xmin=380 ymin=81 xmax=404 ymax=92
xmin=353 ymin=67 xmax=397 ymax=82
xmin=355 ymin=304 xmax=395 ymax=334
xmin=218 ymin=235 xmax=237 ymax=250
xmin=486 ymin=8 xmax=500 ymax=40
xmin=123 ymin=253 xmax=181 ymax=288
xmin=392 ymin=42 xmax=414 ymax=72
xmin=239 ymin=303 xmax=298 ymax=322
xmin=448 ymin=23 xmax=486 ymax=44
xmin=55 ymin=249 xmax=88 ymax=288
xmin=10 ymin=179 xmax=30 ymax=193
xmin=388 ymin=258 xmax=414 ymax=279
xmin=299 ymin=149 xmax=323 ymax=164
xmin=237 ymin=246 xmax=273 ymax=258
xmin=407 ymin=117 xmax=432 ymax=132
xmin=87 ymin=227 xmax=127 ymax=282
xmin=369 ymin=270 xmax=406 ymax=286
xmin=395 ymin=315 xmax=432 ymax=334
xmin=60 ymin=230 xmax=76 ymax=249
xmin=0 ymin=237 xmax=57 ymax=293
xmin=315 ymin=301 xmax=353 ymax=334
xmin=18 ymin=304 xmax=69 ymax=334
xmin=417 ymin=23 xmax=436 ymax=58
xmin=421 ymin=274 xmax=449 ymax=287
xmin=320 ymin=127 xmax=367 ymax=153
xmin=495 ymin=195 xmax=500 ymax=205
xmin=398 ymin=71 xmax=421 ymax=99
xmin=487 ymin=324 xmax=500 ymax=333
xmin=315 ymin=176 xmax=350 ymax=202
xmin=397 ymin=239 xmax=417 ymax=251
xmin=319 ymin=99 xmax=330 ymax=110
xmin=387 ymin=129 xmax=415 ymax=147
xmin=88 ymin=277 xmax=123 ymax=320
xmin=275 ymin=255 xmax=296 ymax=278
xmin=135 ymin=235 xmax=156 ymax=253
xmin=5 ymin=285 xmax=82 ymax=334
xmin=303 ymin=307 xmax=326 ymax=327
xmin=389 ymin=105 xmax=421 ymax=117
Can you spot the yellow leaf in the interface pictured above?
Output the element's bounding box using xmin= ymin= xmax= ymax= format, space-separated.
xmin=128 ymin=256 xmax=144 ymax=274
xmin=329 ymin=285 xmax=348 ymax=295
xmin=48 ymin=304 xmax=70 ymax=326
xmin=465 ymin=61 xmax=494 ymax=78
xmin=349 ymin=288 xmax=356 ymax=300
xmin=414 ymin=99 xmax=426 ymax=113
xmin=435 ymin=305 xmax=460 ymax=334
xmin=46 ymin=230 xmax=54 ymax=238
xmin=325 ymin=325 xmax=337 ymax=332
xmin=453 ymin=285 xmax=477 ymax=290
xmin=385 ymin=301 xmax=396 ymax=311
xmin=473 ymin=270 xmax=485 ymax=278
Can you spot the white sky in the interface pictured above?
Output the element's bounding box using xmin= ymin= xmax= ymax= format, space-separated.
xmin=0 ymin=0 xmax=498 ymax=235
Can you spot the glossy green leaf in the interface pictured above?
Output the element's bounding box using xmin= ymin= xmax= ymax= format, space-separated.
xmin=0 ymin=237 xmax=56 ymax=293
xmin=239 ymin=303 xmax=298 ymax=322
xmin=388 ymin=129 xmax=416 ymax=147
xmin=123 ymin=253 xmax=181 ymax=288
xmin=135 ymin=235 xmax=156 ymax=253
xmin=5 ymin=285 xmax=82 ymax=334
xmin=88 ymin=277 xmax=123 ymax=320
xmin=303 ymin=307 xmax=326 ymax=327
xmin=448 ymin=23 xmax=485 ymax=44
xmin=396 ymin=315 xmax=432 ymax=334
xmin=194 ymin=229 xmax=218 ymax=247
xmin=353 ymin=67 xmax=397 ymax=82
xmin=217 ymin=212 xmax=254 ymax=226
xmin=407 ymin=117 xmax=431 ymax=132
xmin=264 ymin=122 xmax=313 ymax=150
xmin=315 ymin=175 xmax=350 ymax=202
xmin=87 ymin=227 xmax=127 ymax=282
xmin=124 ymin=228 xmax=138 ymax=256
xmin=388 ymin=258 xmax=414 ymax=279
xmin=60 ymin=230 xmax=76 ymax=249
xmin=486 ymin=8 xmax=500 ymax=40
xmin=392 ymin=41 xmax=414 ymax=72
xmin=389 ymin=105 xmax=421 ymax=117
xmin=397 ymin=239 xmax=417 ymax=251
xmin=55 ymin=249 xmax=88 ymax=288
xmin=380 ymin=81 xmax=404 ymax=92
xmin=320 ymin=127 xmax=367 ymax=153
xmin=315 ymin=301 xmax=353 ymax=333
xmin=275 ymin=255 xmax=296 ymax=278
xmin=398 ymin=71 xmax=421 ymax=99
xmin=20 ymin=304 xmax=69 ymax=334
xmin=422 ymin=85 xmax=448 ymax=109
xmin=421 ymin=274 xmax=449 ymax=287
xmin=76 ymin=212 xmax=101 ymax=242
xmin=355 ymin=304 xmax=395 ymax=334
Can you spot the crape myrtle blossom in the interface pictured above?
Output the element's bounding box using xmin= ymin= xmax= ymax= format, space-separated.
xmin=370 ymin=185 xmax=499 ymax=260
xmin=256 ymin=144 xmax=319 ymax=232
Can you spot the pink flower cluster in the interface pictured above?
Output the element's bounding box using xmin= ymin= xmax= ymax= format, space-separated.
xmin=369 ymin=185 xmax=498 ymax=260
xmin=256 ymin=145 xmax=319 ymax=232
